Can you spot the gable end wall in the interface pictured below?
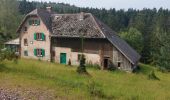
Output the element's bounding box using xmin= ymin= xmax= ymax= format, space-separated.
xmin=20 ymin=16 xmax=51 ymax=61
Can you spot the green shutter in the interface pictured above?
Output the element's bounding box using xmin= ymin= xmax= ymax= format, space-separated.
xmin=42 ymin=49 xmax=45 ymax=57
xmin=34 ymin=20 xmax=37 ymax=25
xmin=37 ymin=20 xmax=40 ymax=25
xmin=34 ymin=49 xmax=37 ymax=56
xmin=42 ymin=33 xmax=45 ymax=41
xmin=29 ymin=20 xmax=32 ymax=25
xmin=34 ymin=33 xmax=37 ymax=40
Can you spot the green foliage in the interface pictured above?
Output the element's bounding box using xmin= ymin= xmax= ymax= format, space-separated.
xmin=155 ymin=31 xmax=170 ymax=71
xmin=18 ymin=0 xmax=36 ymax=15
xmin=87 ymin=80 xmax=105 ymax=98
xmin=0 ymin=45 xmax=18 ymax=62
xmin=86 ymin=61 xmax=101 ymax=70
xmin=1 ymin=59 xmax=170 ymax=99
xmin=0 ymin=0 xmax=21 ymax=38
xmin=77 ymin=54 xmax=87 ymax=74
xmin=120 ymin=27 xmax=144 ymax=54
xmin=135 ymin=63 xmax=154 ymax=74
xmin=148 ymin=70 xmax=160 ymax=80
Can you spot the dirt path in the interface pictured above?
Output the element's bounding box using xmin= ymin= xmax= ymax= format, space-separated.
xmin=0 ymin=87 xmax=56 ymax=100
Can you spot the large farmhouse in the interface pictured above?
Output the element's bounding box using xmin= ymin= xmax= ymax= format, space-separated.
xmin=16 ymin=7 xmax=140 ymax=71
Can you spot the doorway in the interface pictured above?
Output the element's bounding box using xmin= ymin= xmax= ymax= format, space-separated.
xmin=104 ymin=58 xmax=108 ymax=69
xmin=60 ymin=53 xmax=66 ymax=64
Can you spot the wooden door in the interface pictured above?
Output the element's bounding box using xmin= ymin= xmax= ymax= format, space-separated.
xmin=60 ymin=53 xmax=66 ymax=64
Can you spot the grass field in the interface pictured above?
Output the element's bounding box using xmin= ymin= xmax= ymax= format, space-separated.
xmin=0 ymin=59 xmax=170 ymax=100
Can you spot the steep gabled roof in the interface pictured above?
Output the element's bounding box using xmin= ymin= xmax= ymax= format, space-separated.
xmin=17 ymin=9 xmax=52 ymax=33
xmin=93 ymin=16 xmax=141 ymax=64
xmin=51 ymin=13 xmax=105 ymax=38
xmin=51 ymin=13 xmax=140 ymax=64
xmin=17 ymin=9 xmax=140 ymax=64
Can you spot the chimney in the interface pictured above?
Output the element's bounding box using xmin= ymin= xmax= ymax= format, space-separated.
xmin=79 ymin=12 xmax=84 ymax=21
xmin=46 ymin=7 xmax=52 ymax=12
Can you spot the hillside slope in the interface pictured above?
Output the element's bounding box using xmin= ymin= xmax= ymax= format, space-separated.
xmin=0 ymin=59 xmax=170 ymax=100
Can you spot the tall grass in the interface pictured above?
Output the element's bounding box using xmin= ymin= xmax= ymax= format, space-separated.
xmin=0 ymin=59 xmax=170 ymax=100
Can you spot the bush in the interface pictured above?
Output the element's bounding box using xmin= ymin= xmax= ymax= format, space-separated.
xmin=86 ymin=61 xmax=101 ymax=70
xmin=77 ymin=54 xmax=87 ymax=74
xmin=87 ymin=80 xmax=115 ymax=99
xmin=0 ymin=48 xmax=17 ymax=62
xmin=87 ymin=81 xmax=105 ymax=98
xmin=148 ymin=70 xmax=160 ymax=80
xmin=107 ymin=60 xmax=117 ymax=71
xmin=157 ymin=67 xmax=168 ymax=73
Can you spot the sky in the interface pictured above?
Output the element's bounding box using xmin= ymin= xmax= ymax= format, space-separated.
xmin=29 ymin=0 xmax=170 ymax=10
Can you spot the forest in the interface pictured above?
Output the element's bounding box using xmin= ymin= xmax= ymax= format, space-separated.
xmin=0 ymin=0 xmax=170 ymax=71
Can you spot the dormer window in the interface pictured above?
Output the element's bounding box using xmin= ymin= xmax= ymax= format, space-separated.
xmin=29 ymin=19 xmax=40 ymax=26
xmin=34 ymin=32 xmax=45 ymax=41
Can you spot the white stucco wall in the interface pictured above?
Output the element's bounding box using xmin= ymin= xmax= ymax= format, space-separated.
xmin=53 ymin=47 xmax=100 ymax=66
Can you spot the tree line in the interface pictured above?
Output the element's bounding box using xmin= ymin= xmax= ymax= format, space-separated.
xmin=0 ymin=0 xmax=170 ymax=70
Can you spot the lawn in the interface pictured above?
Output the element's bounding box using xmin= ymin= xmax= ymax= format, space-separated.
xmin=0 ymin=59 xmax=170 ymax=100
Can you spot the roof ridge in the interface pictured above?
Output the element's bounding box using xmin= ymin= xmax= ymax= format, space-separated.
xmin=90 ymin=14 xmax=106 ymax=38
xmin=51 ymin=12 xmax=91 ymax=16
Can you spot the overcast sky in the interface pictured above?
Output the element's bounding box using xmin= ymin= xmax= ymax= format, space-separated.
xmin=29 ymin=0 xmax=170 ymax=10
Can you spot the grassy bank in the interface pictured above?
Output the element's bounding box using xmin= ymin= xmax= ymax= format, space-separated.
xmin=0 ymin=59 xmax=170 ymax=100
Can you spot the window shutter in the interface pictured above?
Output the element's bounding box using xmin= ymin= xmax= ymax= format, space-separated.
xmin=42 ymin=33 xmax=45 ymax=41
xmin=42 ymin=49 xmax=45 ymax=57
xmin=37 ymin=20 xmax=40 ymax=25
xmin=34 ymin=49 xmax=37 ymax=56
xmin=29 ymin=20 xmax=32 ymax=25
xmin=34 ymin=20 xmax=37 ymax=25
xmin=34 ymin=33 xmax=37 ymax=40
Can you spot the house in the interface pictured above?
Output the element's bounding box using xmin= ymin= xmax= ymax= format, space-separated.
xmin=4 ymin=38 xmax=20 ymax=55
xmin=16 ymin=7 xmax=140 ymax=71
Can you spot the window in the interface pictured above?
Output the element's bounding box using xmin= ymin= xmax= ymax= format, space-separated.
xmin=29 ymin=19 xmax=40 ymax=26
xmin=24 ymin=27 xmax=27 ymax=32
xmin=24 ymin=51 xmax=28 ymax=56
xmin=34 ymin=49 xmax=45 ymax=57
xmin=118 ymin=62 xmax=121 ymax=67
xmin=34 ymin=33 xmax=45 ymax=41
xmin=24 ymin=39 xmax=28 ymax=46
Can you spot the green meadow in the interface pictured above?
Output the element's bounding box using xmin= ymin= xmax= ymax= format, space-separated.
xmin=0 ymin=59 xmax=170 ymax=100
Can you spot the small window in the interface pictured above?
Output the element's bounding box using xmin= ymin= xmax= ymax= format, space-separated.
xmin=118 ymin=62 xmax=121 ymax=67
xmin=34 ymin=33 xmax=45 ymax=41
xmin=29 ymin=19 xmax=40 ymax=26
xmin=37 ymin=49 xmax=43 ymax=57
xmin=24 ymin=39 xmax=28 ymax=46
xmin=34 ymin=49 xmax=45 ymax=57
xmin=24 ymin=51 xmax=28 ymax=56
xmin=36 ymin=33 xmax=42 ymax=40
xmin=24 ymin=27 xmax=27 ymax=32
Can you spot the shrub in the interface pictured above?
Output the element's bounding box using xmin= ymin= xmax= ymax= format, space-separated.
xmin=157 ymin=67 xmax=168 ymax=73
xmin=0 ymin=48 xmax=17 ymax=62
xmin=87 ymin=80 xmax=115 ymax=99
xmin=87 ymin=81 xmax=105 ymax=98
xmin=86 ymin=61 xmax=101 ymax=70
xmin=77 ymin=54 xmax=87 ymax=74
xmin=107 ymin=60 xmax=116 ymax=71
xmin=148 ymin=70 xmax=160 ymax=80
